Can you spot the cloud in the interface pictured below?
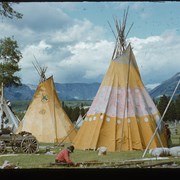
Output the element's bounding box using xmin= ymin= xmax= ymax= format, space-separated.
xmin=1 ymin=2 xmax=180 ymax=87
xmin=50 ymin=19 xmax=105 ymax=43
xmin=128 ymin=30 xmax=180 ymax=84
xmin=20 ymin=27 xmax=180 ymax=86
xmin=20 ymin=38 xmax=114 ymax=85
xmin=15 ymin=16 xmax=113 ymax=85
xmin=2 ymin=2 xmax=74 ymax=38
xmin=58 ymin=40 xmax=114 ymax=81
xmin=18 ymin=40 xmax=52 ymax=84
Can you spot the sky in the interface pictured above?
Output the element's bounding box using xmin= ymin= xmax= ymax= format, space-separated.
xmin=0 ymin=1 xmax=180 ymax=87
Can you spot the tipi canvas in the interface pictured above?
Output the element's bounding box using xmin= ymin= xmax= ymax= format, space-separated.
xmin=0 ymin=97 xmax=20 ymax=133
xmin=73 ymin=11 xmax=168 ymax=152
xmin=0 ymin=81 xmax=20 ymax=133
xmin=16 ymin=75 xmax=77 ymax=143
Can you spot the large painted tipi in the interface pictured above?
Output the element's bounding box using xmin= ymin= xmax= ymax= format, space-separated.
xmin=16 ymin=63 xmax=77 ymax=143
xmin=73 ymin=10 xmax=168 ymax=152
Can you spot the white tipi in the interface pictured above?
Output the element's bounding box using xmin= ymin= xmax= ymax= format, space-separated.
xmin=0 ymin=83 xmax=20 ymax=133
xmin=75 ymin=113 xmax=84 ymax=129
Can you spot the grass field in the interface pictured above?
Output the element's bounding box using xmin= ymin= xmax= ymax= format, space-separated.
xmin=1 ymin=100 xmax=180 ymax=169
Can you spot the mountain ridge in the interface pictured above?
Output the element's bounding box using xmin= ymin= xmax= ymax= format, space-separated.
xmin=4 ymin=72 xmax=180 ymax=101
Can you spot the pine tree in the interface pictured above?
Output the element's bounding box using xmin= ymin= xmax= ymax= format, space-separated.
xmin=157 ymin=95 xmax=169 ymax=122
xmin=0 ymin=37 xmax=22 ymax=87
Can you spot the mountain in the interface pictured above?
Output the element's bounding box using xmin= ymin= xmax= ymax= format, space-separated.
xmin=4 ymin=84 xmax=35 ymax=101
xmin=55 ymin=82 xmax=100 ymax=100
xmin=3 ymin=72 xmax=180 ymax=101
xmin=149 ymin=72 xmax=180 ymax=99
xmin=4 ymin=82 xmax=100 ymax=101
xmin=145 ymin=83 xmax=160 ymax=92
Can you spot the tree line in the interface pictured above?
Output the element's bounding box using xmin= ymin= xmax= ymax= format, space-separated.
xmin=62 ymin=101 xmax=88 ymax=124
xmin=155 ymin=95 xmax=180 ymax=122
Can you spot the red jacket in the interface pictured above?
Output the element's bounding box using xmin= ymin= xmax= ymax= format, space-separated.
xmin=55 ymin=149 xmax=74 ymax=165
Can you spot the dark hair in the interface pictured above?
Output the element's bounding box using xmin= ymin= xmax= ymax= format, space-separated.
xmin=67 ymin=145 xmax=75 ymax=153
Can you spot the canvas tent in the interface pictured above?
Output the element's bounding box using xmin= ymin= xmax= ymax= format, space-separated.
xmin=16 ymin=65 xmax=77 ymax=143
xmin=73 ymin=10 xmax=168 ymax=152
xmin=0 ymin=97 xmax=20 ymax=133
xmin=0 ymin=83 xmax=20 ymax=133
xmin=75 ymin=113 xmax=84 ymax=129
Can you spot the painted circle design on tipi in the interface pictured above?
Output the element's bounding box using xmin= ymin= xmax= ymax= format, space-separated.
xmin=85 ymin=117 xmax=88 ymax=121
xmin=100 ymin=115 xmax=104 ymax=119
xmin=117 ymin=119 xmax=121 ymax=124
xmin=93 ymin=116 xmax=96 ymax=120
xmin=155 ymin=115 xmax=160 ymax=121
xmin=144 ymin=117 xmax=149 ymax=122
xmin=106 ymin=117 xmax=110 ymax=122
xmin=89 ymin=117 xmax=93 ymax=121
xmin=127 ymin=118 xmax=131 ymax=123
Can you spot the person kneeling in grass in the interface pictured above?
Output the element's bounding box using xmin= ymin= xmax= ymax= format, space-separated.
xmin=55 ymin=145 xmax=76 ymax=166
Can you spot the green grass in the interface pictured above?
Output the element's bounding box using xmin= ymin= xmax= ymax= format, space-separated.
xmin=1 ymin=144 xmax=179 ymax=169
xmin=0 ymin=129 xmax=180 ymax=169
xmin=0 ymin=145 xmax=149 ymax=169
xmin=1 ymin=112 xmax=180 ymax=169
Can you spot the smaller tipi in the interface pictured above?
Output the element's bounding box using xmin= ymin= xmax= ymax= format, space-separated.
xmin=0 ymin=84 xmax=20 ymax=133
xmin=16 ymin=62 xmax=77 ymax=143
xmin=75 ymin=113 xmax=84 ymax=129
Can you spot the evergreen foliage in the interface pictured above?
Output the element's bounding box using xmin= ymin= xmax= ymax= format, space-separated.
xmin=0 ymin=2 xmax=23 ymax=19
xmin=0 ymin=37 xmax=22 ymax=87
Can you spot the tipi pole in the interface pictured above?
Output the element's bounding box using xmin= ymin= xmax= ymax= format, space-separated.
xmin=1 ymin=82 xmax=4 ymax=130
xmin=51 ymin=79 xmax=58 ymax=143
xmin=1 ymin=82 xmax=3 ymax=105
xmin=142 ymin=78 xmax=180 ymax=158
xmin=119 ymin=48 xmax=132 ymax=150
